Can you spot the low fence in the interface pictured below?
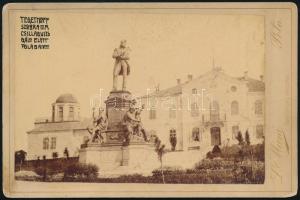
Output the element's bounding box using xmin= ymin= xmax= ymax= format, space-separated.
xmin=15 ymin=157 xmax=79 ymax=172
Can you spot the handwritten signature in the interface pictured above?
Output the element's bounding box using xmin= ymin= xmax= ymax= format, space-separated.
xmin=270 ymin=129 xmax=289 ymax=183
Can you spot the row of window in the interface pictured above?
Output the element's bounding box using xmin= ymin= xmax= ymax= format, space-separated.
xmin=232 ymin=125 xmax=264 ymax=139
xmin=192 ymin=86 xmax=238 ymax=94
xmin=43 ymin=137 xmax=57 ymax=150
xmin=190 ymin=125 xmax=264 ymax=142
xmin=148 ymin=100 xmax=263 ymax=120
xmin=54 ymin=106 xmax=75 ymax=121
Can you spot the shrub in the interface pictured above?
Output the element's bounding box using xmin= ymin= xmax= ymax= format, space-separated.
xmin=34 ymin=166 xmax=46 ymax=176
xmin=236 ymin=131 xmax=244 ymax=145
xmin=64 ymin=163 xmax=99 ymax=181
xmin=46 ymin=160 xmax=63 ymax=175
xmin=220 ymin=144 xmax=264 ymax=161
xmin=212 ymin=145 xmax=221 ymax=154
xmin=245 ymin=130 xmax=250 ymax=145
xmin=152 ymin=166 xmax=184 ymax=177
xmin=15 ymin=170 xmax=42 ymax=181
xmin=193 ymin=158 xmax=265 ymax=184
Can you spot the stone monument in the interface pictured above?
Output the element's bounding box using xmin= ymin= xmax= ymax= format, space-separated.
xmin=79 ymin=40 xmax=159 ymax=177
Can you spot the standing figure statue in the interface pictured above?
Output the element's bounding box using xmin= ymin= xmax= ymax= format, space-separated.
xmin=87 ymin=107 xmax=108 ymax=144
xmin=112 ymin=40 xmax=131 ymax=91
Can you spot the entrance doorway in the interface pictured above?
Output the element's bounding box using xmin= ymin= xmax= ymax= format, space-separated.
xmin=210 ymin=127 xmax=221 ymax=145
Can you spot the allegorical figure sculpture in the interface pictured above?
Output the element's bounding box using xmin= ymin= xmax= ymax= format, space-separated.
xmin=87 ymin=107 xmax=108 ymax=144
xmin=123 ymin=101 xmax=148 ymax=145
xmin=112 ymin=40 xmax=131 ymax=91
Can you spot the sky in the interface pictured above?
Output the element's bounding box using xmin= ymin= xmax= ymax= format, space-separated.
xmin=11 ymin=11 xmax=265 ymax=151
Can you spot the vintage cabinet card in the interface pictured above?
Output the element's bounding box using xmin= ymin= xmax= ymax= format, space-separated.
xmin=2 ymin=3 xmax=298 ymax=197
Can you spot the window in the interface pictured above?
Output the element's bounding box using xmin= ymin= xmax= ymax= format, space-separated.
xmin=231 ymin=86 xmax=237 ymax=92
xmin=50 ymin=137 xmax=56 ymax=149
xmin=210 ymin=101 xmax=220 ymax=121
xmin=149 ymin=107 xmax=156 ymax=119
xmin=52 ymin=152 xmax=58 ymax=159
xmin=231 ymin=101 xmax=239 ymax=115
xmin=52 ymin=105 xmax=55 ymax=121
xmin=192 ymin=127 xmax=201 ymax=141
xmin=192 ymin=88 xmax=197 ymax=94
xmin=232 ymin=126 xmax=239 ymax=139
xmin=255 ymin=100 xmax=263 ymax=115
xmin=256 ymin=125 xmax=264 ymax=138
xmin=69 ymin=106 xmax=74 ymax=120
xmin=169 ymin=105 xmax=176 ymax=119
xmin=191 ymin=103 xmax=199 ymax=117
xmin=58 ymin=106 xmax=63 ymax=121
xmin=43 ymin=137 xmax=49 ymax=150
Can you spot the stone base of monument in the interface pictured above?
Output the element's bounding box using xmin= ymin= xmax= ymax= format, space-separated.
xmin=79 ymin=142 xmax=160 ymax=178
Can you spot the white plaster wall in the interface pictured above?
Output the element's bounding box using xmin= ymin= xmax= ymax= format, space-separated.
xmin=27 ymin=130 xmax=80 ymax=160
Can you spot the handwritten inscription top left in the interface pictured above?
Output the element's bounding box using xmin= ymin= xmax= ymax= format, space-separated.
xmin=20 ymin=16 xmax=50 ymax=50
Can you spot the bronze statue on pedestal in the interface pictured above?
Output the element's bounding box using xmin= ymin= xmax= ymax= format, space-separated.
xmin=112 ymin=40 xmax=131 ymax=91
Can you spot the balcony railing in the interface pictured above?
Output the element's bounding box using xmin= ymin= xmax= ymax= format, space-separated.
xmin=202 ymin=113 xmax=226 ymax=128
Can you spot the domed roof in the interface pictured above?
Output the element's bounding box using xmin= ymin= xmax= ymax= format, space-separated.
xmin=56 ymin=93 xmax=78 ymax=103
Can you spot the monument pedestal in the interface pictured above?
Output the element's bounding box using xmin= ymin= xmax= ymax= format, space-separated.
xmin=79 ymin=142 xmax=160 ymax=177
xmin=79 ymin=90 xmax=159 ymax=177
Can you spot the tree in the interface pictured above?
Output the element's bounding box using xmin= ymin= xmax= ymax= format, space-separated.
xmin=154 ymin=136 xmax=166 ymax=184
xmin=15 ymin=150 xmax=27 ymax=171
xmin=236 ymin=131 xmax=244 ymax=145
xmin=245 ymin=130 xmax=251 ymax=145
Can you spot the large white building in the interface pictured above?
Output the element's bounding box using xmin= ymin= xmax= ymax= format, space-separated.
xmin=26 ymin=68 xmax=265 ymax=160
xmin=138 ymin=67 xmax=265 ymax=151
xmin=27 ymin=94 xmax=91 ymax=160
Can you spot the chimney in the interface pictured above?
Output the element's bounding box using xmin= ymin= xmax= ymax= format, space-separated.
xmin=187 ymin=74 xmax=193 ymax=81
xmin=244 ymin=71 xmax=248 ymax=80
xmin=260 ymin=75 xmax=264 ymax=81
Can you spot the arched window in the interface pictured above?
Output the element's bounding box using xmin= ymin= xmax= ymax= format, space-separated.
xmin=169 ymin=105 xmax=176 ymax=119
xmin=43 ymin=137 xmax=49 ymax=150
xmin=255 ymin=100 xmax=263 ymax=115
xmin=256 ymin=125 xmax=264 ymax=138
xmin=231 ymin=101 xmax=239 ymax=115
xmin=192 ymin=127 xmax=201 ymax=141
xmin=191 ymin=103 xmax=199 ymax=117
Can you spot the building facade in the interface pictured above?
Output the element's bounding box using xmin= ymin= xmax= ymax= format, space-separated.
xmin=26 ymin=69 xmax=265 ymax=160
xmin=27 ymin=94 xmax=91 ymax=160
xmin=139 ymin=68 xmax=265 ymax=151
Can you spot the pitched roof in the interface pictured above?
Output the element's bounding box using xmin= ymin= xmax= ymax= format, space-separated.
xmin=139 ymin=70 xmax=264 ymax=98
xmin=139 ymin=84 xmax=183 ymax=98
xmin=27 ymin=118 xmax=92 ymax=133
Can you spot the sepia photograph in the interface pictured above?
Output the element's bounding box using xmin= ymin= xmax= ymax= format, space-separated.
xmin=2 ymin=3 xmax=297 ymax=197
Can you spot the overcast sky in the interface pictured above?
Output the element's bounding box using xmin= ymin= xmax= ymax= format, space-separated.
xmin=12 ymin=11 xmax=264 ymax=151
